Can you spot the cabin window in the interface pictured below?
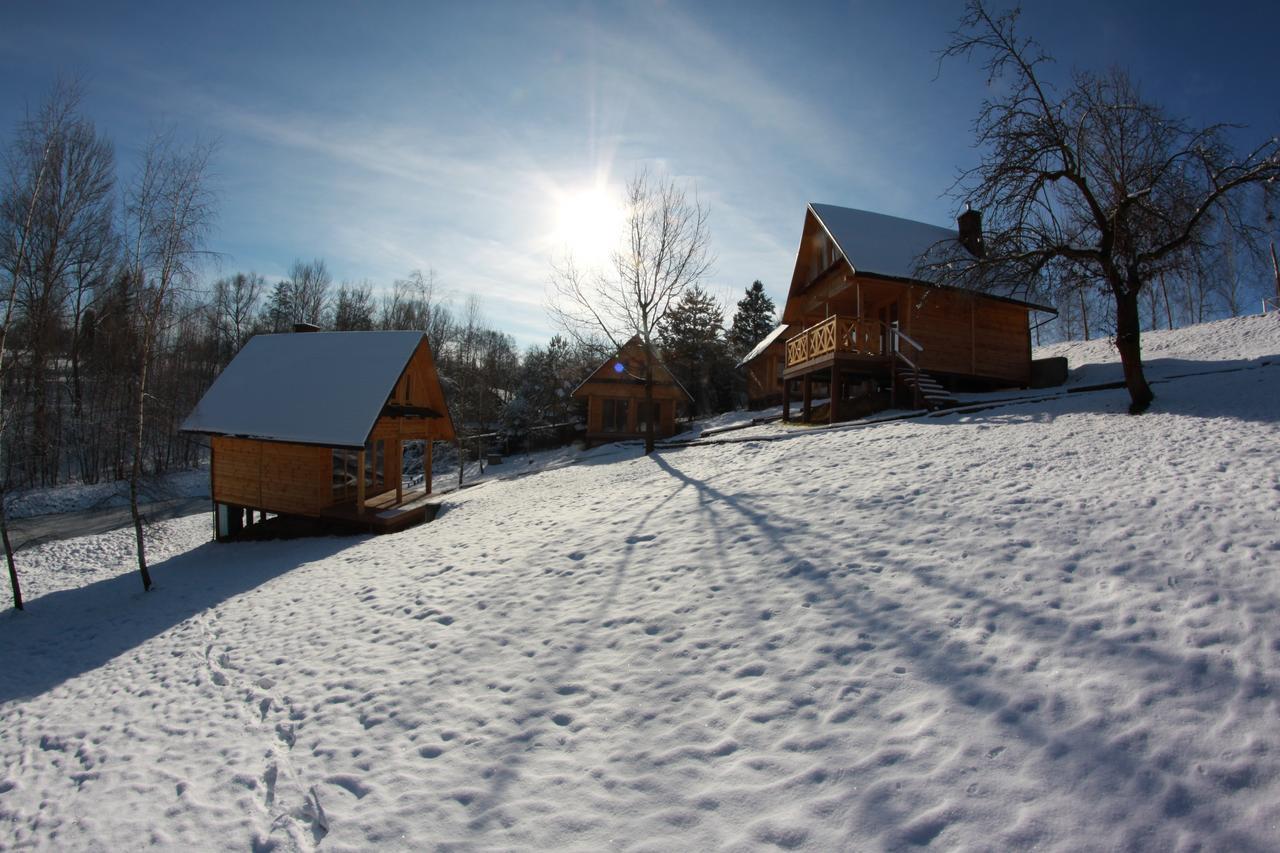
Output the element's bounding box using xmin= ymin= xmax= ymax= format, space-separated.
xmin=365 ymin=439 xmax=385 ymax=491
xmin=602 ymin=398 xmax=629 ymax=433
xmin=332 ymin=450 xmax=359 ymax=500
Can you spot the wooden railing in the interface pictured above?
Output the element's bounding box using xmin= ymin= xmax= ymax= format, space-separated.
xmin=785 ymin=315 xmax=885 ymax=367
xmin=889 ymin=323 xmax=925 ymax=409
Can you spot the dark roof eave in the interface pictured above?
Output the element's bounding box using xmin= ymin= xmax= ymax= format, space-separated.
xmin=179 ymin=428 xmax=366 ymax=451
xmin=812 ymin=267 xmax=1058 ymax=315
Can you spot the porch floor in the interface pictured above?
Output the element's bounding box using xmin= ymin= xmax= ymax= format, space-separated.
xmin=319 ymin=487 xmax=440 ymax=533
xmin=782 ymin=351 xmax=889 ymax=380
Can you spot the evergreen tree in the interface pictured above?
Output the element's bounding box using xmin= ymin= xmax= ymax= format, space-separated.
xmin=658 ymin=286 xmax=735 ymax=415
xmin=261 ymin=280 xmax=295 ymax=333
xmin=727 ymin=280 xmax=776 ymax=357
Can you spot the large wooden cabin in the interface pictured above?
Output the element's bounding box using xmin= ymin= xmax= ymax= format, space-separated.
xmin=572 ymin=336 xmax=692 ymax=445
xmin=778 ymin=203 xmax=1054 ymax=423
xmin=181 ymin=330 xmax=456 ymax=539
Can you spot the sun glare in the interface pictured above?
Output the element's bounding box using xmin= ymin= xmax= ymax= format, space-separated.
xmin=554 ymin=184 xmax=624 ymax=268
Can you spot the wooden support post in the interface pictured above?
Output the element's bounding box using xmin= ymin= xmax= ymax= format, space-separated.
xmin=396 ymin=420 xmax=403 ymax=504
xmin=425 ymin=419 xmax=433 ymax=495
xmin=782 ymin=378 xmax=790 ymax=422
xmin=395 ymin=441 xmax=404 ymax=504
xmin=829 ymin=368 xmax=841 ymax=425
xmin=357 ymin=450 xmax=366 ymax=515
xmin=802 ymin=374 xmax=812 ymax=423
xmin=890 ymin=360 xmax=897 ymax=409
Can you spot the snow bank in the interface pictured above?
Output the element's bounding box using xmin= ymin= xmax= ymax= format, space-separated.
xmin=2 ymin=316 xmax=1280 ymax=850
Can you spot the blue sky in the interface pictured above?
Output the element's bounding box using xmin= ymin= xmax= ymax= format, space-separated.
xmin=2 ymin=1 xmax=1277 ymax=346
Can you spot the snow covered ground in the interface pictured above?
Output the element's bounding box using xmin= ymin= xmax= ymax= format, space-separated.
xmin=4 ymin=469 xmax=210 ymax=520
xmin=2 ymin=315 xmax=1280 ymax=850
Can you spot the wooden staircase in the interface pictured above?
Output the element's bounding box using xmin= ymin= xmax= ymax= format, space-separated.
xmin=899 ymin=370 xmax=959 ymax=411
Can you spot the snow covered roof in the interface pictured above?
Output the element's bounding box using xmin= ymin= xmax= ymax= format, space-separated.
xmin=572 ymin=336 xmax=694 ymax=401
xmin=736 ymin=323 xmax=791 ymax=368
xmin=787 ymin=203 xmax=1054 ymax=315
xmin=182 ymin=330 xmax=444 ymax=448
xmin=809 ymin=203 xmax=956 ymax=282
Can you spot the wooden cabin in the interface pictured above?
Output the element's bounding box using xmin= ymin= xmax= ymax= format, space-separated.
xmin=738 ymin=323 xmax=796 ymax=410
xmin=572 ymin=336 xmax=692 ymax=445
xmin=181 ymin=330 xmax=456 ymax=539
xmin=780 ymin=203 xmax=1054 ymax=423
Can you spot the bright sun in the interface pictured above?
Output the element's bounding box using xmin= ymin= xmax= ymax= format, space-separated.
xmin=554 ymin=184 xmax=624 ymax=267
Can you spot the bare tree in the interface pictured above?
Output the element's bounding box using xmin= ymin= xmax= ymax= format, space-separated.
xmin=933 ymin=2 xmax=1280 ymax=412
xmin=122 ymin=132 xmax=215 ymax=591
xmin=549 ymin=169 xmax=712 ymax=452
xmin=332 ymin=280 xmax=376 ymax=330
xmin=288 ymin=258 xmax=332 ymax=327
xmin=0 ymin=80 xmax=94 ymax=609
xmin=211 ymin=271 xmax=262 ymax=362
xmin=379 ymin=268 xmax=453 ymax=351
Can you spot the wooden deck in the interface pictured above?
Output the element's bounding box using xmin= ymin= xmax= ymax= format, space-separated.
xmin=222 ymin=487 xmax=440 ymax=541
xmin=319 ymin=487 xmax=440 ymax=533
xmin=782 ymin=349 xmax=890 ymax=380
xmin=783 ymin=314 xmax=890 ymax=378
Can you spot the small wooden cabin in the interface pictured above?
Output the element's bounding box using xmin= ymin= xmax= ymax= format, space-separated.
xmin=181 ymin=330 xmax=456 ymax=539
xmin=572 ymin=336 xmax=692 ymax=445
xmin=738 ymin=323 xmax=794 ymax=410
xmin=779 ymin=203 xmax=1054 ymax=423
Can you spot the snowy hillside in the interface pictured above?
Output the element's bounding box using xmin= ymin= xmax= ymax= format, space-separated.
xmin=2 ymin=315 xmax=1279 ymax=850
xmin=1035 ymin=312 xmax=1280 ymax=387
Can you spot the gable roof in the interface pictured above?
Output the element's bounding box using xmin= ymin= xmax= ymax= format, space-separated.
xmin=788 ymin=204 xmax=1054 ymax=315
xmin=736 ymin=323 xmax=791 ymax=368
xmin=571 ymin=336 xmax=694 ymax=401
xmin=809 ymin=203 xmax=956 ymax=282
xmin=181 ymin=330 xmax=454 ymax=448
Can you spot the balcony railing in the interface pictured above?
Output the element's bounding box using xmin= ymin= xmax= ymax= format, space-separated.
xmin=785 ymin=315 xmax=885 ymax=368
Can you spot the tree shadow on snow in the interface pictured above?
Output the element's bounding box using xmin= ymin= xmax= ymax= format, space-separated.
xmin=916 ymin=357 xmax=1280 ymax=427
xmin=458 ymin=483 xmax=689 ymax=831
xmin=645 ymin=452 xmax=1260 ymax=844
xmin=0 ymin=535 xmax=361 ymax=705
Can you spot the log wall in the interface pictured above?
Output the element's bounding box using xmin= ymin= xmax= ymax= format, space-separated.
xmin=581 ymin=381 xmax=684 ymax=438
xmin=211 ymin=436 xmax=331 ymax=515
xmin=905 ymin=286 xmax=1030 ymax=384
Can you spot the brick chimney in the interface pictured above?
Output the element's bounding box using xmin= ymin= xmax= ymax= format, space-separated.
xmin=957 ymin=205 xmax=985 ymax=259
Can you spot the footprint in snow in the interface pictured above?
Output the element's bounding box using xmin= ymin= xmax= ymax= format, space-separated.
xmin=625 ymin=534 xmax=657 ymax=544
xmin=326 ymin=775 xmax=372 ymax=799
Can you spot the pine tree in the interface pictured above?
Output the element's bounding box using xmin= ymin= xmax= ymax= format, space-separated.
xmin=659 ymin=286 xmax=734 ymax=415
xmin=727 ymin=280 xmax=776 ymax=357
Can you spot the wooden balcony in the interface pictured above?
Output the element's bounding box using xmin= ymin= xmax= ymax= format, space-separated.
xmin=784 ymin=315 xmax=887 ymax=375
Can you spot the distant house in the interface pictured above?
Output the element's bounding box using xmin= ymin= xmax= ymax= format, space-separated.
xmin=571 ymin=336 xmax=692 ymax=445
xmin=181 ymin=329 xmax=456 ymax=539
xmin=777 ymin=203 xmax=1055 ymax=423
xmin=737 ymin=323 xmax=793 ymax=410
